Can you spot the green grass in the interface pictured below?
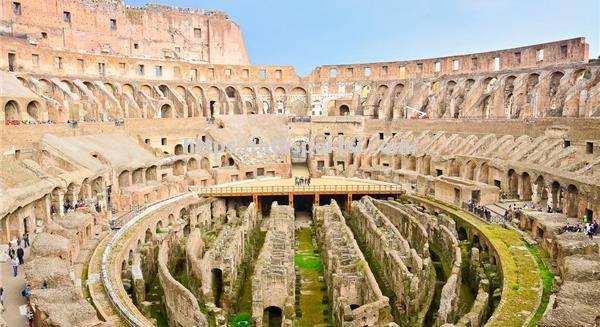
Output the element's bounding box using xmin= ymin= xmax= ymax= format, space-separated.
xmin=525 ymin=243 xmax=554 ymax=327
xmin=229 ymin=313 xmax=252 ymax=326
xmin=295 ymin=228 xmax=332 ymax=327
xmin=407 ymin=195 xmax=544 ymax=327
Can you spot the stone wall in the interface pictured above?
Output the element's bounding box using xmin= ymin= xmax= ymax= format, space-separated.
xmin=350 ymin=196 xmax=434 ymax=324
xmin=158 ymin=234 xmax=208 ymax=327
xmin=374 ymin=200 xmax=463 ymax=326
xmin=252 ymin=203 xmax=295 ymax=326
xmin=0 ymin=0 xmax=249 ymax=65
xmin=200 ymin=202 xmax=259 ymax=312
xmin=313 ymin=200 xmax=394 ymax=326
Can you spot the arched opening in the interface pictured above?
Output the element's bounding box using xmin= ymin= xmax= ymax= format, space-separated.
xmin=521 ymin=172 xmax=533 ymax=201
xmin=187 ymin=143 xmax=194 ymax=154
xmin=263 ymin=306 xmax=283 ymax=327
xmin=173 ymin=160 xmax=185 ymax=176
xmin=551 ymin=181 xmax=561 ymax=210
xmin=228 ymin=158 xmax=235 ymax=166
xmin=156 ymin=220 xmax=164 ymax=233
xmin=26 ymin=101 xmax=41 ymax=121
xmin=211 ymin=268 xmax=224 ymax=307
xmin=534 ymin=176 xmax=548 ymax=208
xmin=118 ymin=171 xmax=130 ymax=188
xmin=457 ymin=227 xmax=468 ymax=241
xmin=174 ymin=144 xmax=184 ymax=155
xmin=339 ymin=105 xmax=350 ymax=116
xmin=200 ymin=158 xmax=210 ymax=170
xmin=145 ymin=166 xmax=157 ymax=181
xmin=160 ymin=104 xmax=172 ymax=118
xmin=132 ymin=168 xmax=143 ymax=184
xmin=464 ymin=161 xmax=476 ymax=180
xmin=4 ymin=100 xmax=20 ymax=122
xmin=565 ymin=184 xmax=579 ymax=218
xmin=188 ymin=158 xmax=199 ymax=170
xmin=478 ymin=163 xmax=490 ymax=184
xmin=407 ymin=155 xmax=417 ymax=171
xmin=450 ymin=160 xmax=461 ymax=177
xmin=145 ymin=228 xmax=153 ymax=243
xmin=225 ymin=86 xmax=236 ymax=99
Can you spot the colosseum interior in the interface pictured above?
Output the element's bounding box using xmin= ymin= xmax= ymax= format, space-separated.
xmin=0 ymin=0 xmax=599 ymax=326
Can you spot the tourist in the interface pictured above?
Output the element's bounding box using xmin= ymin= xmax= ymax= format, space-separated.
xmin=95 ymin=202 xmax=101 ymax=213
xmin=41 ymin=281 xmax=48 ymax=289
xmin=547 ymin=205 xmax=552 ymax=213
xmin=8 ymin=246 xmax=15 ymax=260
xmin=0 ymin=286 xmax=3 ymax=305
xmin=22 ymin=284 xmax=31 ymax=299
xmin=307 ymin=176 xmax=311 ymax=186
xmin=23 ymin=233 xmax=30 ymax=248
xmin=11 ymin=256 xmax=19 ymax=277
xmin=16 ymin=246 xmax=24 ymax=265
xmin=587 ymin=223 xmax=594 ymax=240
xmin=26 ymin=305 xmax=34 ymax=327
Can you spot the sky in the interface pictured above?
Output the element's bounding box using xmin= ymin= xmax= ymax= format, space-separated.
xmin=126 ymin=0 xmax=600 ymax=76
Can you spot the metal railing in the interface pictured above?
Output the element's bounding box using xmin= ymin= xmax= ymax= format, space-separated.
xmin=196 ymin=184 xmax=403 ymax=195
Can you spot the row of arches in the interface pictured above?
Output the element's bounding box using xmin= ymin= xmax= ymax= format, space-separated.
xmin=2 ymin=100 xmax=43 ymax=122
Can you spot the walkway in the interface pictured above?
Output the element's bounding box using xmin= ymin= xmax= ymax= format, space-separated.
xmin=2 ymin=246 xmax=30 ymax=326
xmin=408 ymin=195 xmax=545 ymax=327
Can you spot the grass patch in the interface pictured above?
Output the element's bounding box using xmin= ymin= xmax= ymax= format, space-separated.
xmin=525 ymin=243 xmax=554 ymax=327
xmin=407 ymin=195 xmax=544 ymax=327
xmin=229 ymin=313 xmax=252 ymax=326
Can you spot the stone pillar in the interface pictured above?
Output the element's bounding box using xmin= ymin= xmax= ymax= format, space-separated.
xmin=56 ymin=189 xmax=65 ymax=217
xmin=131 ymin=253 xmax=146 ymax=304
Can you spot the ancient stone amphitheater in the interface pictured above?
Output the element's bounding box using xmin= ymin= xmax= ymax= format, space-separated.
xmin=1 ymin=1 xmax=599 ymax=326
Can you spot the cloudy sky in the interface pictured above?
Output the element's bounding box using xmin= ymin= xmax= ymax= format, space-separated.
xmin=127 ymin=0 xmax=599 ymax=75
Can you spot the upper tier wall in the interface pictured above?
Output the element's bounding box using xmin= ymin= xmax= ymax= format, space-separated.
xmin=0 ymin=0 xmax=249 ymax=65
xmin=309 ymin=38 xmax=588 ymax=82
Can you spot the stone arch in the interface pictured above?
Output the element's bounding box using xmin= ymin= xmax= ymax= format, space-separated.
xmin=145 ymin=228 xmax=153 ymax=243
xmin=145 ymin=166 xmax=157 ymax=181
xmin=534 ymin=175 xmax=548 ymax=208
xmin=450 ymin=159 xmax=461 ymax=177
xmin=478 ymin=162 xmax=490 ymax=184
xmin=463 ymin=160 xmax=477 ymax=180
xmin=174 ymin=144 xmax=184 ymax=155
xmin=225 ymin=86 xmax=236 ymax=99
xmin=339 ymin=104 xmax=350 ymax=116
xmin=160 ymin=104 xmax=172 ymax=118
xmin=565 ymin=184 xmax=579 ymax=218
xmin=188 ymin=158 xmax=199 ymax=170
xmin=551 ymin=181 xmax=561 ymax=210
xmin=549 ymin=71 xmax=565 ymax=97
xmin=257 ymin=87 xmax=272 ymax=114
xmin=573 ymin=68 xmax=592 ymax=82
xmin=200 ymin=157 xmax=210 ymax=170
xmin=173 ymin=160 xmax=185 ymax=176
xmin=132 ymin=168 xmax=144 ymax=184
xmin=407 ymin=155 xmax=417 ymax=171
xmin=122 ymin=84 xmax=134 ymax=96
xmin=521 ymin=172 xmax=533 ymax=201
xmin=140 ymin=84 xmax=153 ymax=97
xmin=26 ymin=101 xmax=42 ymax=121
xmin=156 ymin=220 xmax=164 ymax=233
xmin=174 ymin=85 xmax=185 ymax=97
xmin=4 ymin=100 xmax=20 ymax=121
xmin=118 ymin=170 xmax=130 ymax=188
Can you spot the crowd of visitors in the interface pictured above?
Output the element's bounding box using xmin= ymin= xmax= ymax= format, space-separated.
xmin=295 ymin=176 xmax=311 ymax=186
xmin=8 ymin=233 xmax=30 ymax=277
xmin=466 ymin=200 xmax=493 ymax=221
xmin=560 ymin=220 xmax=599 ymax=239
